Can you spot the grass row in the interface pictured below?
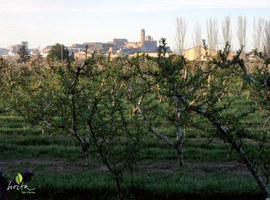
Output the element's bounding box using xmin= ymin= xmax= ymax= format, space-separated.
xmin=0 ymin=112 xmax=269 ymax=199
xmin=7 ymin=170 xmax=262 ymax=200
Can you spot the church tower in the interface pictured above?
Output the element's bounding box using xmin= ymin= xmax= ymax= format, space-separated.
xmin=140 ymin=29 xmax=145 ymax=47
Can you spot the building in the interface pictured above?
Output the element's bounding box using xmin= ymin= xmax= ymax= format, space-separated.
xmin=68 ymin=48 xmax=80 ymax=54
xmin=116 ymin=48 xmax=140 ymax=55
xmin=8 ymin=44 xmax=21 ymax=56
xmin=111 ymin=29 xmax=158 ymax=55
xmin=183 ymin=46 xmax=217 ymax=61
xmin=41 ymin=45 xmax=53 ymax=57
xmin=246 ymin=51 xmax=260 ymax=61
xmin=140 ymin=29 xmax=145 ymax=47
xmin=183 ymin=46 xmax=250 ymax=61
xmin=74 ymin=51 xmax=93 ymax=60
xmin=0 ymin=48 xmax=9 ymax=56
xmin=227 ymin=51 xmax=246 ymax=60
xmin=83 ymin=42 xmax=104 ymax=52
xmin=29 ymin=48 xmax=41 ymax=56
xmin=140 ymin=29 xmax=157 ymax=52
xmin=113 ymin=39 xmax=128 ymax=47
xmin=70 ymin=44 xmax=87 ymax=51
xmin=131 ymin=52 xmax=172 ymax=57
xmin=12 ymin=28 xmax=160 ymax=58
xmin=124 ymin=42 xmax=140 ymax=49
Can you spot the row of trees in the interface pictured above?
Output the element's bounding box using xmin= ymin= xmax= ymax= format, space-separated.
xmin=175 ymin=16 xmax=270 ymax=55
xmin=16 ymin=42 xmax=70 ymax=64
xmin=1 ymin=39 xmax=270 ymax=199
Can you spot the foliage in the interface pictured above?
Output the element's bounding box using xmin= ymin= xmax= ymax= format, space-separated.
xmin=87 ymin=60 xmax=145 ymax=200
xmin=0 ymin=57 xmax=18 ymax=114
xmin=47 ymin=43 xmax=70 ymax=62
xmin=1 ymin=39 xmax=270 ymax=199
xmin=158 ymin=37 xmax=168 ymax=57
xmin=17 ymin=41 xmax=30 ymax=63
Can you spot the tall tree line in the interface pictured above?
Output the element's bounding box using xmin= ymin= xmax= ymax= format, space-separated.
xmin=175 ymin=16 xmax=270 ymax=55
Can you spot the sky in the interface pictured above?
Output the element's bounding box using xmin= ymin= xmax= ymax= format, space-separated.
xmin=0 ymin=0 xmax=270 ymax=51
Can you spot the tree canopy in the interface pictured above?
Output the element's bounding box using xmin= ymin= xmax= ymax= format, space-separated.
xmin=17 ymin=41 xmax=30 ymax=63
xmin=47 ymin=43 xmax=70 ymax=61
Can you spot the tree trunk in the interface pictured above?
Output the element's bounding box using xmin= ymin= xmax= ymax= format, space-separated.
xmin=176 ymin=127 xmax=184 ymax=166
xmin=115 ymin=176 xmax=122 ymax=200
xmin=41 ymin=127 xmax=45 ymax=136
xmin=198 ymin=110 xmax=270 ymax=198
xmin=85 ymin=152 xmax=90 ymax=166
xmin=176 ymin=103 xmax=184 ymax=167
xmin=228 ymin=135 xmax=270 ymax=198
xmin=176 ymin=90 xmax=270 ymax=198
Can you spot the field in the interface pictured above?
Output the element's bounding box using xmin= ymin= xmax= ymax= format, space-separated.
xmin=1 ymin=49 xmax=270 ymax=200
xmin=0 ymin=102 xmax=269 ymax=200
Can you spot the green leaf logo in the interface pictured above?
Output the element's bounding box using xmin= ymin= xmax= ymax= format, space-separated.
xmin=15 ymin=173 xmax=23 ymax=185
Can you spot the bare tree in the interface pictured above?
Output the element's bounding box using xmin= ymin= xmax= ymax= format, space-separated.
xmin=175 ymin=17 xmax=188 ymax=55
xmin=252 ymin=18 xmax=264 ymax=51
xmin=237 ymin=16 xmax=247 ymax=51
xmin=193 ymin=23 xmax=202 ymax=47
xmin=222 ymin=15 xmax=232 ymax=47
xmin=207 ymin=18 xmax=219 ymax=50
xmin=192 ymin=23 xmax=203 ymax=61
xmin=263 ymin=20 xmax=270 ymax=57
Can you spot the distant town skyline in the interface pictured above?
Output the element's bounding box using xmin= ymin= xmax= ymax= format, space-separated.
xmin=1 ymin=0 xmax=270 ymax=51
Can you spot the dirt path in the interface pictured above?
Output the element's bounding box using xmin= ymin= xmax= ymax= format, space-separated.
xmin=0 ymin=158 xmax=251 ymax=177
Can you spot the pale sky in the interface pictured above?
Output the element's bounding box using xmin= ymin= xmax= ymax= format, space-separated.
xmin=0 ymin=0 xmax=270 ymax=51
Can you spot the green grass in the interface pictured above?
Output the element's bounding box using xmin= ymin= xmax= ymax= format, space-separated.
xmin=0 ymin=127 xmax=41 ymax=135
xmin=0 ymin=112 xmax=269 ymax=199
xmin=0 ymin=134 xmax=76 ymax=146
xmin=0 ymin=143 xmax=81 ymax=159
xmin=7 ymin=170 xmax=262 ymax=200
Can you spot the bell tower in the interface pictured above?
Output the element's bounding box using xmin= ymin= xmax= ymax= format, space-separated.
xmin=140 ymin=29 xmax=145 ymax=47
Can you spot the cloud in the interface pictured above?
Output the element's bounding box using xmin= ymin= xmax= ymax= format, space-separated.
xmin=105 ymin=0 xmax=270 ymax=13
xmin=0 ymin=0 xmax=270 ymax=15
